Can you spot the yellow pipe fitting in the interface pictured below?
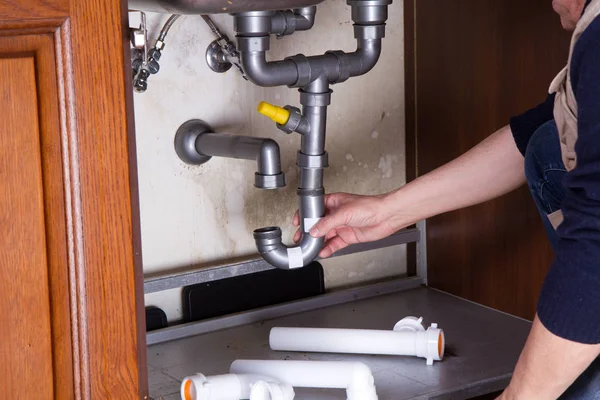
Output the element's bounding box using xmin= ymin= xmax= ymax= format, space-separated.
xmin=257 ymin=101 xmax=291 ymax=125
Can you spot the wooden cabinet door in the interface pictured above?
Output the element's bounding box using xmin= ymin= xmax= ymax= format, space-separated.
xmin=0 ymin=1 xmax=147 ymax=399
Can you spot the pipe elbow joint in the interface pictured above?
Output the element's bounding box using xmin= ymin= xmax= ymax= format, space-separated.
xmin=254 ymin=227 xmax=323 ymax=269
xmin=347 ymin=363 xmax=377 ymax=400
xmin=259 ymin=138 xmax=280 ymax=164
xmin=242 ymin=57 xmax=276 ymax=87
xmin=255 ymin=138 xmax=285 ymax=190
xmin=271 ymin=6 xmax=316 ymax=36
xmin=294 ymin=6 xmax=317 ymax=31
xmin=348 ymin=39 xmax=382 ymax=78
xmin=255 ymin=138 xmax=285 ymax=189
xmin=243 ymin=59 xmax=276 ymax=86
xmin=241 ymin=53 xmax=298 ymax=87
xmin=357 ymin=44 xmax=381 ymax=75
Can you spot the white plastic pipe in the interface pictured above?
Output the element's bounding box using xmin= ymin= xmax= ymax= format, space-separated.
xmin=269 ymin=316 xmax=445 ymax=365
xmin=230 ymin=360 xmax=377 ymax=400
xmin=180 ymin=373 xmax=295 ymax=400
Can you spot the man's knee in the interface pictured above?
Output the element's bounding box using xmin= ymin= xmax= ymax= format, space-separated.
xmin=524 ymin=120 xmax=561 ymax=186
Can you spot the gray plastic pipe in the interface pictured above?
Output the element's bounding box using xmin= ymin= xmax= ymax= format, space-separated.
xmin=173 ymin=119 xmax=287 ymax=190
xmin=237 ymin=51 xmax=298 ymax=88
xmin=194 ymin=133 xmax=286 ymax=189
xmin=234 ymin=1 xmax=390 ymax=88
xmin=271 ymin=6 xmax=317 ymax=36
xmin=235 ymin=0 xmax=391 ymax=269
xmin=254 ymin=80 xmax=327 ymax=269
xmin=236 ymin=38 xmax=382 ymax=88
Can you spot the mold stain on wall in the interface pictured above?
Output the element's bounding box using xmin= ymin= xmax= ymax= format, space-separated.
xmin=136 ymin=0 xmax=406 ymax=321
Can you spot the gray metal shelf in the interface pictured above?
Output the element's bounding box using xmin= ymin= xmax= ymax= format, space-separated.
xmin=148 ymin=286 xmax=530 ymax=400
xmin=144 ymin=228 xmax=421 ymax=294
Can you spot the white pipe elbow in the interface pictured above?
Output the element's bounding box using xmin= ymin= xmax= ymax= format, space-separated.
xmin=346 ymin=362 xmax=378 ymax=400
xmin=230 ymin=360 xmax=377 ymax=400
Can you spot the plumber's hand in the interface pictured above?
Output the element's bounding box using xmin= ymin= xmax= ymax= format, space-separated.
xmin=292 ymin=192 xmax=400 ymax=258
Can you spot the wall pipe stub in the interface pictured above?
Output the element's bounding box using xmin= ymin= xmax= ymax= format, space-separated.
xmin=174 ymin=120 xmax=286 ymax=190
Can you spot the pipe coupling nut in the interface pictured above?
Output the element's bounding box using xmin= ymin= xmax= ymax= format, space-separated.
xmin=286 ymin=54 xmax=312 ymax=88
xmin=280 ymin=10 xmax=298 ymax=36
xmin=255 ymin=172 xmax=286 ymax=190
xmin=326 ymin=50 xmax=351 ymax=83
xmin=354 ymin=24 xmax=386 ymax=40
xmin=297 ymin=151 xmax=329 ymax=169
xmin=277 ymin=106 xmax=303 ymax=133
xmin=233 ymin=11 xmax=274 ymax=35
xmin=347 ymin=0 xmax=393 ymax=5
xmin=347 ymin=0 xmax=392 ymax=25
xmin=299 ymin=90 xmax=332 ymax=107
xmin=297 ymin=187 xmax=325 ymax=196
xmin=237 ymin=36 xmax=270 ymax=52
xmin=254 ymin=226 xmax=283 ymax=244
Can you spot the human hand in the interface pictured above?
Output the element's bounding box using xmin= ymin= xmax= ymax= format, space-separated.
xmin=292 ymin=192 xmax=401 ymax=258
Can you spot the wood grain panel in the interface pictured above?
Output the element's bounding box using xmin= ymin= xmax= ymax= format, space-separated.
xmin=65 ymin=0 xmax=148 ymax=397
xmin=0 ymin=0 xmax=68 ymax=21
xmin=0 ymin=32 xmax=75 ymax=400
xmin=0 ymin=56 xmax=55 ymax=399
xmin=409 ymin=0 xmax=571 ymax=319
xmin=0 ymin=0 xmax=148 ymax=397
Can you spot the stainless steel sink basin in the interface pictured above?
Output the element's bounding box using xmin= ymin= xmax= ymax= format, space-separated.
xmin=128 ymin=0 xmax=325 ymax=14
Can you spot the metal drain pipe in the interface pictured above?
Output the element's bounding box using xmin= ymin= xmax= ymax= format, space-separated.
xmin=175 ymin=1 xmax=392 ymax=269
xmin=271 ymin=6 xmax=317 ymax=36
xmin=254 ymin=78 xmax=329 ymax=269
xmin=236 ymin=0 xmax=392 ymax=269
xmin=233 ymin=0 xmax=390 ymax=88
xmin=174 ymin=120 xmax=286 ymax=190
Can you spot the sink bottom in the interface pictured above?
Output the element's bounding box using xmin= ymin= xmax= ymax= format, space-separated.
xmin=128 ymin=0 xmax=324 ymax=14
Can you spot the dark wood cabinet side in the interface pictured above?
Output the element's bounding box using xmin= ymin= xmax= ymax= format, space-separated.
xmin=406 ymin=0 xmax=571 ymax=319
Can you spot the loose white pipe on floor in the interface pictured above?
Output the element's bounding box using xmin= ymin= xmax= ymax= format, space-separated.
xmin=269 ymin=316 xmax=445 ymax=365
xmin=180 ymin=373 xmax=295 ymax=400
xmin=230 ymin=360 xmax=378 ymax=400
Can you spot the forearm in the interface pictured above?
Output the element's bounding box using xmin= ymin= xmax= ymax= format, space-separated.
xmin=501 ymin=316 xmax=600 ymax=400
xmin=384 ymin=125 xmax=525 ymax=227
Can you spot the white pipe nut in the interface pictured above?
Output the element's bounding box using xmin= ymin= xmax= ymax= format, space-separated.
xmin=180 ymin=373 xmax=294 ymax=400
xmin=250 ymin=380 xmax=295 ymax=400
xmin=394 ymin=317 xmax=445 ymax=366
